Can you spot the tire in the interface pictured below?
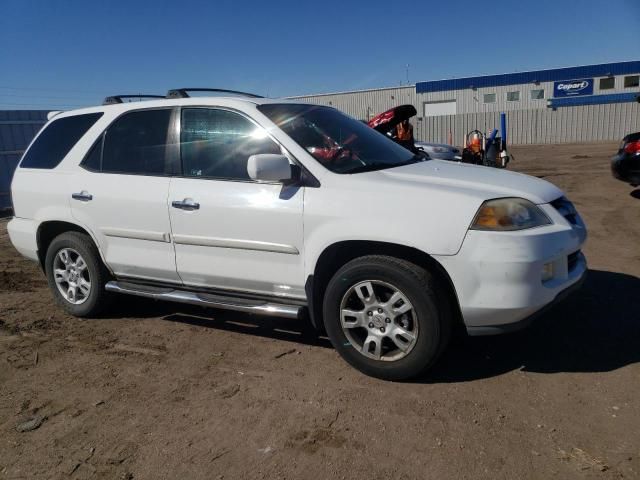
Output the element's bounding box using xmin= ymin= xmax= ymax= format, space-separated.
xmin=45 ymin=231 xmax=112 ymax=317
xmin=323 ymin=255 xmax=451 ymax=381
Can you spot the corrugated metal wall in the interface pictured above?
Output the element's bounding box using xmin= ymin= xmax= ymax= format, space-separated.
xmin=414 ymin=102 xmax=640 ymax=146
xmin=291 ymin=88 xmax=640 ymax=146
xmin=0 ymin=110 xmax=48 ymax=210
xmin=289 ymin=86 xmax=416 ymax=120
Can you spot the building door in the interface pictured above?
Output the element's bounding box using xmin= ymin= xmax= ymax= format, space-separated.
xmin=423 ymin=100 xmax=457 ymax=117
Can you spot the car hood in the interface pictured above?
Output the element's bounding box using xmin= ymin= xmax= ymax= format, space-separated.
xmin=367 ymin=105 xmax=417 ymax=135
xmin=377 ymin=160 xmax=563 ymax=204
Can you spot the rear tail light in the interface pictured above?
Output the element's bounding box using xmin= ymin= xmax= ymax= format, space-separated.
xmin=623 ymin=141 xmax=640 ymax=154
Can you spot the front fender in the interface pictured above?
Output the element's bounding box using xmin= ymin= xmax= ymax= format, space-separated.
xmin=302 ymin=183 xmax=479 ymax=277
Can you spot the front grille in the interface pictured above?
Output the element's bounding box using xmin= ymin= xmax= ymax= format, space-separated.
xmin=568 ymin=250 xmax=581 ymax=272
xmin=551 ymin=197 xmax=578 ymax=225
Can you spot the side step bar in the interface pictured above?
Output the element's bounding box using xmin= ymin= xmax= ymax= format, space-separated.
xmin=105 ymin=281 xmax=302 ymax=319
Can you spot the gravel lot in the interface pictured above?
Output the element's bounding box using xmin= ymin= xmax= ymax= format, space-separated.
xmin=1 ymin=142 xmax=639 ymax=480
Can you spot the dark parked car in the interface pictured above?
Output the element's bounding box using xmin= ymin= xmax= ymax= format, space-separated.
xmin=611 ymin=132 xmax=640 ymax=186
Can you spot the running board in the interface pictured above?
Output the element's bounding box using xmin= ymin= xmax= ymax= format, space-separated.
xmin=105 ymin=281 xmax=302 ymax=319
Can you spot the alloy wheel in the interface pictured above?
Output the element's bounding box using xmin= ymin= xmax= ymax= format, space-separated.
xmin=340 ymin=280 xmax=419 ymax=361
xmin=53 ymin=248 xmax=91 ymax=305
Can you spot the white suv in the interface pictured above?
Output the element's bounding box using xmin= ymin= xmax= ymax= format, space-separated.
xmin=8 ymin=89 xmax=587 ymax=380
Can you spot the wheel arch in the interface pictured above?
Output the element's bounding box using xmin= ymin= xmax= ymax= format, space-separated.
xmin=36 ymin=220 xmax=108 ymax=273
xmin=305 ymin=240 xmax=463 ymax=333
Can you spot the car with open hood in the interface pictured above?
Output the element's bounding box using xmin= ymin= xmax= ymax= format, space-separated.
xmin=367 ymin=104 xmax=461 ymax=160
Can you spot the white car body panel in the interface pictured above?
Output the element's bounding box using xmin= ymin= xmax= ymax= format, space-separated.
xmin=168 ymin=177 xmax=306 ymax=299
xmin=68 ymin=172 xmax=180 ymax=283
xmin=7 ymin=96 xmax=588 ymax=334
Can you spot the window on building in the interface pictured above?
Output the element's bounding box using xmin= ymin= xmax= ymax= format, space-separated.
xmin=483 ymin=93 xmax=496 ymax=103
xmin=180 ymin=108 xmax=281 ymax=180
xmin=599 ymin=77 xmax=615 ymax=90
xmin=20 ymin=113 xmax=103 ymax=169
xmin=530 ymin=89 xmax=545 ymax=100
xmin=101 ymin=109 xmax=172 ymax=175
xmin=506 ymin=91 xmax=520 ymax=102
xmin=624 ymin=75 xmax=639 ymax=88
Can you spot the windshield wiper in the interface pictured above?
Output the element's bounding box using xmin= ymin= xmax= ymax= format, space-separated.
xmin=345 ymin=155 xmax=424 ymax=174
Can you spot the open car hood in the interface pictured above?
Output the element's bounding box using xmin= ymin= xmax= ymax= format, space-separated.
xmin=367 ymin=105 xmax=417 ymax=135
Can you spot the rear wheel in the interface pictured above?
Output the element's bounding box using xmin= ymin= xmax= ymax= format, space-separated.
xmin=323 ymin=255 xmax=451 ymax=380
xmin=45 ymin=232 xmax=112 ymax=317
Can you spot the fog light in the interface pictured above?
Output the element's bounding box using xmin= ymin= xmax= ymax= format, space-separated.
xmin=541 ymin=262 xmax=554 ymax=282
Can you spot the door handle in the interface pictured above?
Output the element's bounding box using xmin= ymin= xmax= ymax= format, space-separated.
xmin=171 ymin=198 xmax=200 ymax=210
xmin=72 ymin=191 xmax=93 ymax=201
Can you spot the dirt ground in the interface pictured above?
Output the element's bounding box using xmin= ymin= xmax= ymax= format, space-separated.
xmin=1 ymin=142 xmax=639 ymax=480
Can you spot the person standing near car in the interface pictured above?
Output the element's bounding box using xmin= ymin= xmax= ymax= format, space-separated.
xmin=396 ymin=119 xmax=416 ymax=152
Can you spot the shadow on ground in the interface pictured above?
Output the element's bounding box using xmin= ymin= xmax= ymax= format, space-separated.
xmin=425 ymin=269 xmax=640 ymax=383
xmin=109 ymin=294 xmax=332 ymax=349
xmin=106 ymin=269 xmax=639 ymax=382
xmin=630 ymin=189 xmax=640 ymax=200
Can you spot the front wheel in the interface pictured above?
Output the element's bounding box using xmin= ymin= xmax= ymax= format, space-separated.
xmin=323 ymin=255 xmax=451 ymax=380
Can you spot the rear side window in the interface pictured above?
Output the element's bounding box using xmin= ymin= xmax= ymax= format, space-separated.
xmin=20 ymin=113 xmax=103 ymax=169
xmin=101 ymin=109 xmax=172 ymax=175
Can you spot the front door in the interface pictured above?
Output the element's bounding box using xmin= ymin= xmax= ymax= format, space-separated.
xmin=70 ymin=108 xmax=180 ymax=283
xmin=168 ymin=107 xmax=305 ymax=300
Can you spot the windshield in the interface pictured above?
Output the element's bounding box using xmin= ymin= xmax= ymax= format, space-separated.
xmin=258 ymin=104 xmax=422 ymax=174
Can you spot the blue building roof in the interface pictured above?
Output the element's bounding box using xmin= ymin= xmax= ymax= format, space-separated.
xmin=416 ymin=61 xmax=640 ymax=93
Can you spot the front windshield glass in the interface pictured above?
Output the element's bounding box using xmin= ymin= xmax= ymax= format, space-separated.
xmin=258 ymin=104 xmax=423 ymax=174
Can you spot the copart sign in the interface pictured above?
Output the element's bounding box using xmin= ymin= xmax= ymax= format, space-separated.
xmin=553 ymin=78 xmax=594 ymax=97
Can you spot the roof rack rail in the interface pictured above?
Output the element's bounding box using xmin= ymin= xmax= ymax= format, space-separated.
xmin=166 ymin=88 xmax=264 ymax=99
xmin=103 ymin=94 xmax=165 ymax=105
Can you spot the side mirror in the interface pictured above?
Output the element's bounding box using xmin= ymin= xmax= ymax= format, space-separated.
xmin=247 ymin=154 xmax=295 ymax=183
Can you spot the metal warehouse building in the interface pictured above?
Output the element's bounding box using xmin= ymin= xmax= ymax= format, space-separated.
xmin=289 ymin=61 xmax=640 ymax=146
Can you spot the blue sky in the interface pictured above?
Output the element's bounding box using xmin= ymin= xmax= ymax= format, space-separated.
xmin=1 ymin=0 xmax=639 ymax=109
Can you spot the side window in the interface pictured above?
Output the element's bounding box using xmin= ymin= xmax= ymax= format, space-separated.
xmin=599 ymin=77 xmax=615 ymax=90
xmin=81 ymin=136 xmax=103 ymax=171
xmin=506 ymin=91 xmax=520 ymax=102
xmin=101 ymin=109 xmax=172 ymax=175
xmin=483 ymin=93 xmax=496 ymax=104
xmin=530 ymin=89 xmax=545 ymax=100
xmin=180 ymin=108 xmax=281 ymax=180
xmin=624 ymin=75 xmax=639 ymax=88
xmin=20 ymin=113 xmax=103 ymax=169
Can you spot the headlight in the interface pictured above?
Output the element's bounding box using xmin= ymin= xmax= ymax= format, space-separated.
xmin=470 ymin=198 xmax=552 ymax=231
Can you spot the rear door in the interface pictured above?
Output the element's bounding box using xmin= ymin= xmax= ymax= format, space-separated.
xmin=70 ymin=108 xmax=180 ymax=283
xmin=168 ymin=107 xmax=306 ymax=300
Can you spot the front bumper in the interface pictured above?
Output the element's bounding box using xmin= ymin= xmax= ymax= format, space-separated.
xmin=435 ymin=203 xmax=587 ymax=335
xmin=464 ymin=266 xmax=586 ymax=335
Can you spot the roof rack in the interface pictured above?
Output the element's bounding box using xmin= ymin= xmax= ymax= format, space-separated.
xmin=103 ymin=94 xmax=165 ymax=105
xmin=166 ymin=88 xmax=264 ymax=99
